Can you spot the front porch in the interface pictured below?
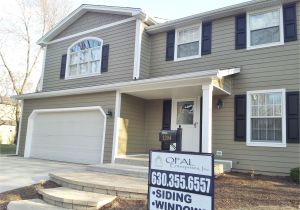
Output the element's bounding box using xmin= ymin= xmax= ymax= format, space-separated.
xmin=111 ymin=69 xmax=240 ymax=164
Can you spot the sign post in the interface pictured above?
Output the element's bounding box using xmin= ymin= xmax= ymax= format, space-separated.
xmin=148 ymin=151 xmax=214 ymax=210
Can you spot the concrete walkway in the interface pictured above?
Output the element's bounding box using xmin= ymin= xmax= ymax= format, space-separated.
xmin=0 ymin=156 xmax=86 ymax=193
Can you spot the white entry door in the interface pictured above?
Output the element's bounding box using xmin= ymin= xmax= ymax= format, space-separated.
xmin=171 ymin=98 xmax=200 ymax=152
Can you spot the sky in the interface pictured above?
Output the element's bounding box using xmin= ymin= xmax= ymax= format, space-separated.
xmin=73 ymin=0 xmax=249 ymax=21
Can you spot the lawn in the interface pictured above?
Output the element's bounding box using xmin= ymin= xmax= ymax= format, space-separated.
xmin=0 ymin=172 xmax=299 ymax=210
xmin=0 ymin=144 xmax=16 ymax=155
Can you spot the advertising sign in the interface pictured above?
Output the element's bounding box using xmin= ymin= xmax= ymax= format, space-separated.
xmin=148 ymin=151 xmax=214 ymax=210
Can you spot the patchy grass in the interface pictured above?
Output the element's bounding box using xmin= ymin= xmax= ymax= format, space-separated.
xmin=0 ymin=144 xmax=16 ymax=155
xmin=0 ymin=181 xmax=59 ymax=210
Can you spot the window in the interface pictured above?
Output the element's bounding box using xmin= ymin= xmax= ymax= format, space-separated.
xmin=247 ymin=89 xmax=286 ymax=147
xmin=66 ymin=37 xmax=102 ymax=79
xmin=175 ymin=25 xmax=201 ymax=61
xmin=247 ymin=7 xmax=284 ymax=49
xmin=176 ymin=101 xmax=194 ymax=124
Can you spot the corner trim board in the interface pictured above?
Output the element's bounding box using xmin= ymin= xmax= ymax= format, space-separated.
xmin=15 ymin=100 xmax=23 ymax=155
xmin=24 ymin=106 xmax=107 ymax=164
xmin=133 ymin=19 xmax=143 ymax=79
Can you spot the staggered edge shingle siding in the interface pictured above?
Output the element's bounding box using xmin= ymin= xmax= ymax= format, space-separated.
xmin=18 ymin=92 xmax=116 ymax=163
xmin=43 ymin=14 xmax=136 ymax=91
xmin=53 ymin=12 xmax=130 ymax=40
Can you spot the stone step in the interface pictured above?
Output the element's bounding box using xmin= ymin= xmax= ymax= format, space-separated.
xmin=39 ymin=187 xmax=116 ymax=210
xmin=87 ymin=163 xmax=148 ymax=178
xmin=7 ymin=199 xmax=68 ymax=210
xmin=115 ymin=156 xmax=149 ymax=167
xmin=49 ymin=171 xmax=148 ymax=200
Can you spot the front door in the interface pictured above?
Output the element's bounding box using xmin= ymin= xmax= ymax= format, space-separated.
xmin=171 ymin=98 xmax=200 ymax=152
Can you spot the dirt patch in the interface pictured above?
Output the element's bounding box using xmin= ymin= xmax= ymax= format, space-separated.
xmin=0 ymin=180 xmax=59 ymax=210
xmin=102 ymin=172 xmax=299 ymax=210
xmin=0 ymin=172 xmax=299 ymax=210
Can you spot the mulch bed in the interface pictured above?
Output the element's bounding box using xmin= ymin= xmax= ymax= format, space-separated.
xmin=0 ymin=181 xmax=59 ymax=210
xmin=0 ymin=172 xmax=299 ymax=210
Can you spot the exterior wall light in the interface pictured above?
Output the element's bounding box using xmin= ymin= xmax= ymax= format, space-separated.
xmin=216 ymin=99 xmax=224 ymax=110
xmin=106 ymin=110 xmax=113 ymax=118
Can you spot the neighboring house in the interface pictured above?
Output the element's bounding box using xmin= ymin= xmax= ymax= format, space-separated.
xmin=14 ymin=0 xmax=299 ymax=175
xmin=0 ymin=97 xmax=16 ymax=144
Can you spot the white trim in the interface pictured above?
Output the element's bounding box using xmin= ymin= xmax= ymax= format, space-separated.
xmin=39 ymin=46 xmax=47 ymax=91
xmin=65 ymin=37 xmax=103 ymax=80
xmin=14 ymin=68 xmax=240 ymax=100
xmin=24 ymin=106 xmax=107 ymax=164
xmin=246 ymin=6 xmax=284 ymax=50
xmin=146 ymin=0 xmax=290 ymax=34
xmin=37 ymin=3 xmax=156 ymax=45
xmin=133 ymin=19 xmax=143 ymax=79
xmin=246 ymin=89 xmax=286 ymax=148
xmin=15 ymin=100 xmax=23 ymax=155
xmin=215 ymin=159 xmax=233 ymax=169
xmin=111 ymin=91 xmax=121 ymax=163
xmin=202 ymin=84 xmax=213 ymax=153
xmin=174 ymin=24 xmax=202 ymax=62
xmin=46 ymin=17 xmax=136 ymax=45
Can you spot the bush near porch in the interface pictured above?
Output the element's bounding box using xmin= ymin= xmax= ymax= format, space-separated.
xmin=0 ymin=144 xmax=16 ymax=155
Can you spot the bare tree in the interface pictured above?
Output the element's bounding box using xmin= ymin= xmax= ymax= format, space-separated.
xmin=0 ymin=0 xmax=72 ymax=143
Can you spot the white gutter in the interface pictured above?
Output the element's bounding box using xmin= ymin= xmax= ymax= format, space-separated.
xmin=13 ymin=68 xmax=240 ymax=100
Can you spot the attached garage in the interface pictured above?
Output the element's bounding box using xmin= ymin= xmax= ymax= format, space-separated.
xmin=24 ymin=106 xmax=106 ymax=164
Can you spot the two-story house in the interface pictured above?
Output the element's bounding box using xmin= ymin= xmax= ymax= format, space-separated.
xmin=15 ymin=0 xmax=299 ymax=175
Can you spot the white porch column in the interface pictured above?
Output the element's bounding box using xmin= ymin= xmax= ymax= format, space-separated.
xmin=111 ymin=91 xmax=121 ymax=163
xmin=202 ymin=84 xmax=213 ymax=153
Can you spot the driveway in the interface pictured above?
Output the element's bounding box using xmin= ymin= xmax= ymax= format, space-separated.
xmin=0 ymin=155 xmax=86 ymax=193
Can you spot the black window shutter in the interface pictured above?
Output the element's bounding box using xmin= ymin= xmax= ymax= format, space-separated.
xmin=235 ymin=14 xmax=246 ymax=49
xmin=165 ymin=30 xmax=175 ymax=61
xmin=283 ymin=3 xmax=297 ymax=42
xmin=161 ymin=100 xmax=172 ymax=150
xmin=235 ymin=95 xmax=246 ymax=141
xmin=101 ymin=44 xmax=109 ymax=73
xmin=60 ymin=54 xmax=67 ymax=79
xmin=286 ymin=91 xmax=299 ymax=143
xmin=162 ymin=100 xmax=172 ymax=130
xmin=201 ymin=21 xmax=212 ymax=55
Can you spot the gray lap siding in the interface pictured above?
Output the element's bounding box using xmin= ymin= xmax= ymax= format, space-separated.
xmin=143 ymin=2 xmax=300 ymax=175
xmin=18 ymin=91 xmax=116 ymax=163
xmin=43 ymin=19 xmax=136 ymax=92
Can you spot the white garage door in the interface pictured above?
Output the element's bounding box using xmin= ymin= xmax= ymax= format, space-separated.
xmin=25 ymin=107 xmax=106 ymax=164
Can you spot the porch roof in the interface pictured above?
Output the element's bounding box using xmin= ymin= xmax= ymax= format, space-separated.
xmin=14 ymin=68 xmax=240 ymax=100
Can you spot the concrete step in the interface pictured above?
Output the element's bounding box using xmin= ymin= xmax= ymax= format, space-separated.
xmin=39 ymin=187 xmax=116 ymax=210
xmin=49 ymin=171 xmax=147 ymax=200
xmin=87 ymin=163 xmax=148 ymax=178
xmin=115 ymin=156 xmax=149 ymax=167
xmin=7 ymin=199 xmax=68 ymax=210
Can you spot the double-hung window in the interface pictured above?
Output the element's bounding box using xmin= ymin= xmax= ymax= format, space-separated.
xmin=175 ymin=26 xmax=201 ymax=60
xmin=247 ymin=7 xmax=284 ymax=49
xmin=247 ymin=89 xmax=286 ymax=147
xmin=66 ymin=37 xmax=103 ymax=79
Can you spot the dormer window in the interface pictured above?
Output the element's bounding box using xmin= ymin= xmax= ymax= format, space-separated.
xmin=66 ymin=37 xmax=103 ymax=79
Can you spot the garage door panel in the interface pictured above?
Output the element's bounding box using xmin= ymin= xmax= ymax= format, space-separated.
xmin=28 ymin=109 xmax=105 ymax=164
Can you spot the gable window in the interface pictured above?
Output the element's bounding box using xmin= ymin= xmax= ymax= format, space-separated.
xmin=247 ymin=89 xmax=286 ymax=147
xmin=247 ymin=7 xmax=284 ymax=49
xmin=66 ymin=37 xmax=103 ymax=79
xmin=175 ymin=25 xmax=201 ymax=61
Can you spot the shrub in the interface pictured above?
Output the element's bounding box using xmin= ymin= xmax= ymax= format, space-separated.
xmin=290 ymin=167 xmax=300 ymax=183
